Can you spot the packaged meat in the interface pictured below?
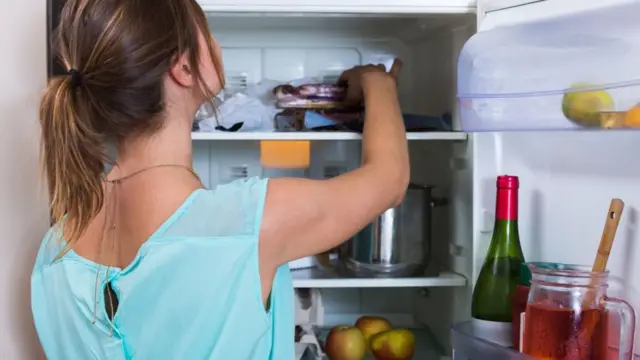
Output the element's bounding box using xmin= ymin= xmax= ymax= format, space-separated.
xmin=274 ymin=109 xmax=364 ymax=132
xmin=274 ymin=84 xmax=347 ymax=109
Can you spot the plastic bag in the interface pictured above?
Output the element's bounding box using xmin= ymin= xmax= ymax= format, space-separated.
xmin=198 ymin=80 xmax=281 ymax=132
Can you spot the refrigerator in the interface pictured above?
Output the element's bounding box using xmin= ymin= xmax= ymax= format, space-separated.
xmin=3 ymin=0 xmax=640 ymax=358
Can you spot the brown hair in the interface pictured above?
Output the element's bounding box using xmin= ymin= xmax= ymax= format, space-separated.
xmin=40 ymin=0 xmax=224 ymax=243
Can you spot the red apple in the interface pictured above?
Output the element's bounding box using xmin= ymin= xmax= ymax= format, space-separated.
xmin=354 ymin=316 xmax=393 ymax=352
xmin=324 ymin=325 xmax=367 ymax=360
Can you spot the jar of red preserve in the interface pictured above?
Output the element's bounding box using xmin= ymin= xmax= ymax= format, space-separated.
xmin=511 ymin=262 xmax=531 ymax=351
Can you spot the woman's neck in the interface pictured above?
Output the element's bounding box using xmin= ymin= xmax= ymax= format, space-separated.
xmin=115 ymin=117 xmax=193 ymax=174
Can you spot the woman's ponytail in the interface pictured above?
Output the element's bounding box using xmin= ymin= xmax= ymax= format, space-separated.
xmin=41 ymin=0 xmax=228 ymax=245
xmin=39 ymin=76 xmax=106 ymax=243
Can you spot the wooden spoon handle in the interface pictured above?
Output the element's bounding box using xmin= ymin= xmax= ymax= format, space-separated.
xmin=592 ymin=199 xmax=624 ymax=273
xmin=578 ymin=199 xmax=625 ymax=347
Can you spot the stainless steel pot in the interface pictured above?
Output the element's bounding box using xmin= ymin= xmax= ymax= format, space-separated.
xmin=342 ymin=184 xmax=447 ymax=278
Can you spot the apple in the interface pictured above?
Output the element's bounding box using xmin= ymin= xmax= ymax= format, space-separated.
xmin=371 ymin=328 xmax=415 ymax=360
xmin=324 ymin=325 xmax=367 ymax=360
xmin=354 ymin=316 xmax=393 ymax=352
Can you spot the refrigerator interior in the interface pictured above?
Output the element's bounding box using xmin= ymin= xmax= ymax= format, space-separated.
xmin=194 ymin=12 xmax=477 ymax=354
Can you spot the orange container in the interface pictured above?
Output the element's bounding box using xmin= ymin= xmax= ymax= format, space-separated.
xmin=260 ymin=141 xmax=310 ymax=169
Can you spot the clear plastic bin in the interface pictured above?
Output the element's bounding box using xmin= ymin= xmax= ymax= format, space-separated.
xmin=451 ymin=322 xmax=533 ymax=360
xmin=458 ymin=82 xmax=640 ymax=131
xmin=451 ymin=321 xmax=640 ymax=360
xmin=457 ymin=1 xmax=640 ymax=132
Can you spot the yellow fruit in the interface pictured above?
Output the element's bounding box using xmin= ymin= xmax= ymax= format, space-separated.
xmin=624 ymin=104 xmax=640 ymax=127
xmin=370 ymin=329 xmax=415 ymax=360
xmin=561 ymin=83 xmax=614 ymax=127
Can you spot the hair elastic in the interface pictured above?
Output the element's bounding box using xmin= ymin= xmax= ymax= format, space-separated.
xmin=67 ymin=68 xmax=84 ymax=88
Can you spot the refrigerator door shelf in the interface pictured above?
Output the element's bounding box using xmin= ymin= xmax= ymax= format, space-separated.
xmin=197 ymin=0 xmax=475 ymax=14
xmin=459 ymin=0 xmax=640 ymax=132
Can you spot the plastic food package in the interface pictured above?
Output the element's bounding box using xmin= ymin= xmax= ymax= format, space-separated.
xmin=274 ymin=83 xmax=347 ymax=109
xmin=274 ymin=109 xmax=363 ymax=132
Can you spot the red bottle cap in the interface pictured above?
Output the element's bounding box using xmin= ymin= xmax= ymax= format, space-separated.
xmin=496 ymin=175 xmax=519 ymax=220
xmin=497 ymin=175 xmax=519 ymax=190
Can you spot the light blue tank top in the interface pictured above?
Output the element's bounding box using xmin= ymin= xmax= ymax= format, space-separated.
xmin=31 ymin=177 xmax=294 ymax=360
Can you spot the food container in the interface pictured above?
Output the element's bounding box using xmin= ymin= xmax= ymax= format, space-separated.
xmin=522 ymin=263 xmax=635 ymax=359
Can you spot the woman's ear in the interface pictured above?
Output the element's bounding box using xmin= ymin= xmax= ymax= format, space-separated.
xmin=168 ymin=54 xmax=195 ymax=88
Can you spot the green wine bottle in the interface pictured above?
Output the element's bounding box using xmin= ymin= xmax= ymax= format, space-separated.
xmin=471 ymin=175 xmax=525 ymax=347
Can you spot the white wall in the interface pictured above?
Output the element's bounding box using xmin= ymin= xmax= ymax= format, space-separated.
xmin=0 ymin=1 xmax=50 ymax=358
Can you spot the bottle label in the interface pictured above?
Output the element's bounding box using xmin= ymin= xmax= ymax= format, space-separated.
xmin=471 ymin=318 xmax=513 ymax=347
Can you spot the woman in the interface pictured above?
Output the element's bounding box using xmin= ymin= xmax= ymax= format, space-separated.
xmin=31 ymin=0 xmax=409 ymax=359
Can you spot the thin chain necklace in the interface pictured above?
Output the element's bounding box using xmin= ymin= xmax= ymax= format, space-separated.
xmin=92 ymin=164 xmax=201 ymax=336
xmin=102 ymin=163 xmax=201 ymax=184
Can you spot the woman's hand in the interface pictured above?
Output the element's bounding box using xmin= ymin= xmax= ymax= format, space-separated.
xmin=338 ymin=59 xmax=403 ymax=106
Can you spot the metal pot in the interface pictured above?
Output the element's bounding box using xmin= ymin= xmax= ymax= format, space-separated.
xmin=342 ymin=184 xmax=447 ymax=278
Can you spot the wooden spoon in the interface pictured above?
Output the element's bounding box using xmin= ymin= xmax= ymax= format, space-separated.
xmin=578 ymin=199 xmax=624 ymax=352
xmin=587 ymin=198 xmax=624 ymax=301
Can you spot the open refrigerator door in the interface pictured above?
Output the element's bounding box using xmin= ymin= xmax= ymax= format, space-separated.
xmin=454 ymin=0 xmax=640 ymax=358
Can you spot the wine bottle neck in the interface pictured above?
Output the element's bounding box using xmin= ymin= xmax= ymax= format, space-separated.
xmin=491 ymin=186 xmax=523 ymax=258
xmin=494 ymin=218 xmax=519 ymax=233
xmin=496 ymin=188 xmax=518 ymax=220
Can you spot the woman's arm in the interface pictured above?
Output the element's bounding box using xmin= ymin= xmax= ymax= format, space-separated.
xmin=259 ymin=62 xmax=409 ymax=272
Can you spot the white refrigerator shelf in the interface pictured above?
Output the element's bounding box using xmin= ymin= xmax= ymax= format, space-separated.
xmin=191 ymin=131 xmax=468 ymax=141
xmin=291 ymin=268 xmax=467 ymax=288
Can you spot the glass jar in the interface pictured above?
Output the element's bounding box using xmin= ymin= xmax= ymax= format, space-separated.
xmin=522 ymin=263 xmax=635 ymax=360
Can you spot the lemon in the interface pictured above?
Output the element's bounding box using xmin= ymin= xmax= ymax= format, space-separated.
xmin=561 ymin=83 xmax=614 ymax=127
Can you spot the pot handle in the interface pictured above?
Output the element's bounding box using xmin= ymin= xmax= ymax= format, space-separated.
xmin=408 ymin=183 xmax=448 ymax=207
xmin=431 ymin=197 xmax=448 ymax=207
